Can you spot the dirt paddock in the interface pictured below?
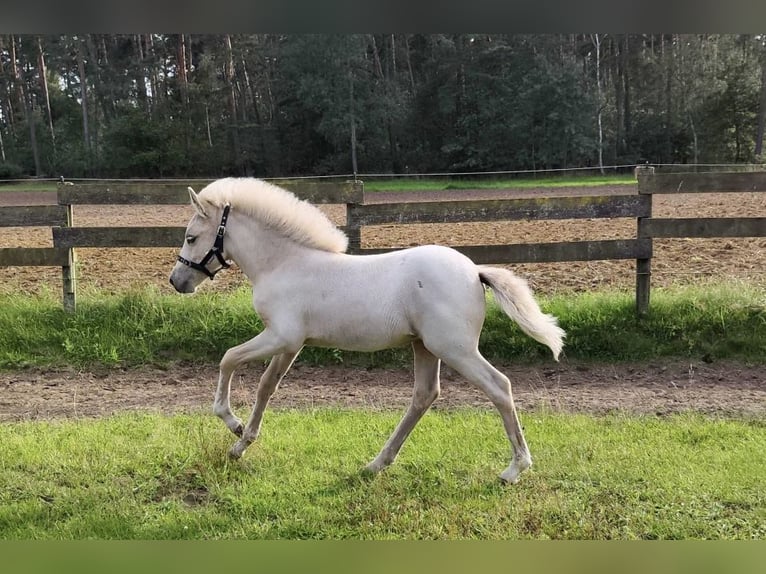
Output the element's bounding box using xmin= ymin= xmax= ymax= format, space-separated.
xmin=0 ymin=184 xmax=764 ymax=421
xmin=1 ymin=359 xmax=764 ymax=423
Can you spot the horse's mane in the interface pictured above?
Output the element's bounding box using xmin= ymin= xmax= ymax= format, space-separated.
xmin=197 ymin=178 xmax=348 ymax=253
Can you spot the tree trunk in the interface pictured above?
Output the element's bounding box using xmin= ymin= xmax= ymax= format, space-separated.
xmin=403 ymin=34 xmax=416 ymax=93
xmin=205 ymin=105 xmax=213 ymax=148
xmin=689 ymin=111 xmax=699 ymax=164
xmin=146 ymin=35 xmax=162 ymax=110
xmin=36 ymin=36 xmax=56 ymax=153
xmin=133 ymin=34 xmax=149 ymax=114
xmin=370 ymin=34 xmax=401 ymax=173
xmin=76 ymin=37 xmax=91 ymax=171
xmin=0 ymin=36 xmax=13 ymax=145
xmin=86 ymin=34 xmax=110 ymax=123
xmin=370 ymin=34 xmax=384 ymax=80
xmin=613 ymin=36 xmax=624 ymax=156
xmin=24 ymin=90 xmax=41 ymax=176
xmin=664 ymin=34 xmax=675 ymax=163
xmin=755 ymin=43 xmax=766 ymax=159
xmin=176 ymin=33 xmax=189 ymax=107
xmin=10 ymin=35 xmax=41 ymax=176
xmin=390 ymin=34 xmax=396 ymax=75
xmin=349 ymin=69 xmax=358 ymax=177
xmin=623 ymin=34 xmax=632 ymax=155
xmin=224 ymin=34 xmax=243 ymax=174
xmin=592 ymin=33 xmax=605 ymax=174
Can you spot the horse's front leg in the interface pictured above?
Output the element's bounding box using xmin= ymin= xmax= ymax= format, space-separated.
xmin=228 ymin=350 xmax=301 ymax=459
xmin=211 ymin=330 xmax=297 ymax=448
xmin=213 ymin=372 xmax=246 ymax=438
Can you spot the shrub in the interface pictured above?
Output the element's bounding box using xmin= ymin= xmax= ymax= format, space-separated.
xmin=0 ymin=162 xmax=24 ymax=180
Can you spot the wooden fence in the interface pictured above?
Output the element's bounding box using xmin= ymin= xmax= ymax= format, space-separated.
xmin=1 ymin=171 xmax=765 ymax=314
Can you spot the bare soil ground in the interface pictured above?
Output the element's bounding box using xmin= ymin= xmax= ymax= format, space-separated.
xmin=1 ymin=359 xmax=764 ymax=422
xmin=0 ymin=184 xmax=764 ymax=421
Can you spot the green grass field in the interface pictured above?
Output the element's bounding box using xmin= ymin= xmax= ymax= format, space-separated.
xmin=2 ymin=174 xmax=763 ymax=542
xmin=361 ymin=174 xmax=637 ymax=192
xmin=0 ymin=282 xmax=763 ymax=369
xmin=0 ymin=174 xmax=636 ymax=194
xmin=0 ymin=181 xmax=58 ymax=192
xmin=0 ymin=281 xmax=763 ymax=541
xmin=0 ymin=409 xmax=763 ymax=539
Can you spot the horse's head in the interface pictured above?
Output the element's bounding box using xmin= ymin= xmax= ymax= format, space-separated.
xmin=169 ymin=187 xmax=232 ymax=293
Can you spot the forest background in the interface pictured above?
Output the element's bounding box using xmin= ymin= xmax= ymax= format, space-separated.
xmin=1 ymin=33 xmax=765 ymax=180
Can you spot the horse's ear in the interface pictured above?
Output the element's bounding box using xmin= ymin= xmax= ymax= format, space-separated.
xmin=188 ymin=187 xmax=208 ymax=218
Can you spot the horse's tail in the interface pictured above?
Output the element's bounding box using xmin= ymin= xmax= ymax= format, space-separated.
xmin=477 ymin=266 xmax=565 ymax=361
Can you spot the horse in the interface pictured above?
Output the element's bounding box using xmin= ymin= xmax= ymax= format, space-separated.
xmin=169 ymin=177 xmax=565 ymax=483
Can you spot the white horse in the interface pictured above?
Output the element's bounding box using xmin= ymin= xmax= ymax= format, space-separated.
xmin=169 ymin=178 xmax=565 ymax=483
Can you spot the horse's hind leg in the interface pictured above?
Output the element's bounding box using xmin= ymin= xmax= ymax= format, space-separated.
xmin=365 ymin=340 xmax=441 ymax=474
xmin=228 ymin=350 xmax=300 ymax=459
xmin=437 ymin=349 xmax=532 ymax=484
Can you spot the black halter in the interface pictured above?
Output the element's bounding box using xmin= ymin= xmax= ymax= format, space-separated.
xmin=177 ymin=204 xmax=231 ymax=279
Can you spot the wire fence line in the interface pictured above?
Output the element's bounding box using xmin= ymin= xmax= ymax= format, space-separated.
xmin=2 ymin=163 xmax=766 ymax=185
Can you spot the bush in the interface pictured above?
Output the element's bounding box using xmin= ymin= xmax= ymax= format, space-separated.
xmin=0 ymin=162 xmax=24 ymax=180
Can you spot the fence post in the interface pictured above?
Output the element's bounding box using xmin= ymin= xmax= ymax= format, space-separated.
xmin=635 ymin=166 xmax=654 ymax=316
xmin=60 ymin=199 xmax=77 ymax=312
xmin=345 ymin=180 xmax=364 ymax=254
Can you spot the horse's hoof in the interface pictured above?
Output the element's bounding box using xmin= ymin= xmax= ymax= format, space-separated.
xmin=360 ymin=466 xmax=377 ymax=478
xmin=499 ymin=458 xmax=532 ymax=484
xmin=358 ymin=470 xmax=377 ymax=483
xmin=228 ymin=442 xmax=245 ymax=460
xmin=362 ymin=459 xmax=386 ymax=475
xmin=499 ymin=473 xmax=520 ymax=485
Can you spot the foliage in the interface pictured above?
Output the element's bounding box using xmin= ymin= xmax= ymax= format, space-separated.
xmin=0 ymin=162 xmax=23 ymax=180
xmin=0 ymin=282 xmax=763 ymax=370
xmin=0 ymin=34 xmax=765 ymax=179
xmin=0 ymin=410 xmax=763 ymax=539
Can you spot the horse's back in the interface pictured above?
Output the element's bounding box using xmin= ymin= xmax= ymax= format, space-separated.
xmin=271 ymin=244 xmax=487 ymax=352
xmin=370 ymin=244 xmax=477 ymax=277
xmin=344 ymin=244 xmax=482 ymax=301
xmin=355 ymin=244 xmax=488 ymax=340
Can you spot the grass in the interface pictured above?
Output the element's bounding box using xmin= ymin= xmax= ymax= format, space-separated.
xmin=0 ymin=409 xmax=763 ymax=539
xmin=0 ymin=181 xmax=58 ymax=192
xmin=362 ymin=174 xmax=637 ymax=192
xmin=0 ymin=175 xmax=636 ymax=195
xmin=0 ymin=281 xmax=764 ymax=370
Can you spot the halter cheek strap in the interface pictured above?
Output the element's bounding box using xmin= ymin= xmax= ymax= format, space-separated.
xmin=177 ymin=204 xmax=231 ymax=279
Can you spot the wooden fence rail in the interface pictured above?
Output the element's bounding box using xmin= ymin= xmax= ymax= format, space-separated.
xmin=0 ymin=203 xmax=74 ymax=307
xmin=1 ymin=171 xmax=764 ymax=314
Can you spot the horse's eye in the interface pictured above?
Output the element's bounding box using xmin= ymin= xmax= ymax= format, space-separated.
xmin=186 ymin=236 xmax=196 ymax=245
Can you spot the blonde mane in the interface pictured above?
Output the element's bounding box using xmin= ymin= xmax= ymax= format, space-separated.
xmin=197 ymin=178 xmax=348 ymax=253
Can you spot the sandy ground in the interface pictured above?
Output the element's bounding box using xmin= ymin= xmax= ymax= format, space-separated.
xmin=1 ymin=359 xmax=764 ymax=423
xmin=0 ymin=184 xmax=764 ymax=421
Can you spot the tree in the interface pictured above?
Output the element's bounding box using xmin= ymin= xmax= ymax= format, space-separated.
xmin=1 ymin=33 xmax=764 ymax=179
xmin=591 ymin=33 xmax=606 ymax=174
xmin=755 ymin=35 xmax=766 ymax=159
xmin=74 ymin=36 xmax=91 ymax=171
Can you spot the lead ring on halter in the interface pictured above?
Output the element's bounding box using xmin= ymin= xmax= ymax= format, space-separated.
xmin=177 ymin=203 xmax=231 ymax=279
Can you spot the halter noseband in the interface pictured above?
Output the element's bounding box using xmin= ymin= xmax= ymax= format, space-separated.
xmin=177 ymin=203 xmax=231 ymax=279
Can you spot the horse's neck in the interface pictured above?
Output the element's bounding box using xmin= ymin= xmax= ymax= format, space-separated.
xmin=227 ymin=214 xmax=307 ymax=281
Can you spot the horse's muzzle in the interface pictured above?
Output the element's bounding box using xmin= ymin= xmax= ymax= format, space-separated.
xmin=169 ymin=270 xmax=196 ymax=294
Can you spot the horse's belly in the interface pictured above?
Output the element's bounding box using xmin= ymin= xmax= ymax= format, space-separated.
xmin=304 ymin=330 xmax=416 ymax=352
xmin=303 ymin=311 xmax=416 ymax=352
